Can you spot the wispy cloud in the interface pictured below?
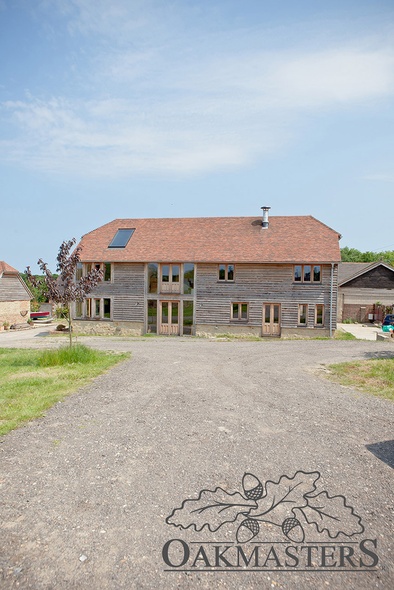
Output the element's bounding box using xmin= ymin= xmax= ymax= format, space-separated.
xmin=1 ymin=1 xmax=394 ymax=177
xmin=363 ymin=174 xmax=394 ymax=183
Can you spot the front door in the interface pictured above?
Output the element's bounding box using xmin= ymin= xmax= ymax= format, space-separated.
xmin=160 ymin=301 xmax=179 ymax=335
xmin=262 ymin=303 xmax=281 ymax=336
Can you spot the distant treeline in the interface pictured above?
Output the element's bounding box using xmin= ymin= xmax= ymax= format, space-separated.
xmin=341 ymin=247 xmax=394 ymax=265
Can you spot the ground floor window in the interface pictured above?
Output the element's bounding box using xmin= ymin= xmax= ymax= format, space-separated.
xmin=103 ymin=298 xmax=111 ymax=319
xmin=232 ymin=302 xmax=248 ymax=320
xmin=147 ymin=299 xmax=193 ymax=335
xmin=315 ymin=304 xmax=324 ymax=326
xmin=183 ymin=301 xmax=194 ymax=335
xmin=75 ymin=301 xmax=83 ymax=317
xmin=298 ymin=304 xmax=308 ymax=325
xmin=147 ymin=300 xmax=157 ymax=333
xmin=75 ymin=298 xmax=112 ymax=320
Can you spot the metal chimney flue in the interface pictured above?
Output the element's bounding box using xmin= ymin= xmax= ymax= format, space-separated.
xmin=261 ymin=206 xmax=271 ymax=229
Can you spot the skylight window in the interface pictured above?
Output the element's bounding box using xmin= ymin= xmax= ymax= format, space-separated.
xmin=109 ymin=228 xmax=135 ymax=248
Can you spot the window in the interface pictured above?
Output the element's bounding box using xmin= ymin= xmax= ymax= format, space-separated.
xmin=83 ymin=262 xmax=111 ymax=281
xmin=183 ymin=301 xmax=194 ymax=335
xmin=76 ymin=262 xmax=83 ymax=281
xmin=75 ymin=301 xmax=83 ymax=317
xmin=109 ymin=228 xmax=135 ymax=248
xmin=298 ymin=304 xmax=308 ymax=326
xmin=103 ymin=298 xmax=111 ymax=319
xmin=104 ymin=263 xmax=111 ymax=282
xmin=232 ymin=302 xmax=248 ymax=321
xmin=160 ymin=264 xmax=180 ymax=293
xmin=85 ymin=298 xmax=112 ymax=320
xmin=94 ymin=299 xmax=101 ymax=317
xmin=315 ymin=304 xmax=324 ymax=326
xmin=219 ymin=264 xmax=234 ymax=281
xmin=183 ymin=263 xmax=194 ymax=295
xmin=147 ymin=300 xmax=157 ymax=333
xmin=294 ymin=265 xmax=321 ymax=283
xmin=148 ymin=263 xmax=158 ymax=294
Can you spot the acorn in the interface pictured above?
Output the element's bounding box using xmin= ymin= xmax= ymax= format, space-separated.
xmin=281 ymin=518 xmax=305 ymax=543
xmin=236 ymin=519 xmax=260 ymax=544
xmin=242 ymin=473 xmax=264 ymax=500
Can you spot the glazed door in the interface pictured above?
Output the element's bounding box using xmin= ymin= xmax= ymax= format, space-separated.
xmin=262 ymin=303 xmax=281 ymax=336
xmin=160 ymin=301 xmax=180 ymax=335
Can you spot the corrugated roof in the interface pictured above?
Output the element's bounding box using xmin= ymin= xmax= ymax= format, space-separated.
xmin=78 ymin=216 xmax=341 ymax=264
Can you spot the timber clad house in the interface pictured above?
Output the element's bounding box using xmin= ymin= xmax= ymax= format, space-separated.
xmin=73 ymin=211 xmax=341 ymax=337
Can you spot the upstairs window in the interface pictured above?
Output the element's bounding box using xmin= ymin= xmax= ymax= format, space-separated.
xmin=183 ymin=263 xmax=195 ymax=295
xmin=109 ymin=228 xmax=135 ymax=248
xmin=84 ymin=262 xmax=111 ymax=282
xmin=76 ymin=262 xmax=83 ymax=281
xmin=219 ymin=264 xmax=234 ymax=281
xmin=160 ymin=264 xmax=180 ymax=293
xmin=104 ymin=263 xmax=111 ymax=282
xmin=294 ymin=265 xmax=321 ymax=283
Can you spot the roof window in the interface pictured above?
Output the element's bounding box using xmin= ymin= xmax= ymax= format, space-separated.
xmin=109 ymin=228 xmax=135 ymax=248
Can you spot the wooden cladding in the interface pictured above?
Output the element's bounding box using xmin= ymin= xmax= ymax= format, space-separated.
xmin=83 ymin=261 xmax=338 ymax=331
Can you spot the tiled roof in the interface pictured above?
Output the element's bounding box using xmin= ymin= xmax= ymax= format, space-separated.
xmin=0 ymin=261 xmax=19 ymax=274
xmin=78 ymin=216 xmax=341 ymax=264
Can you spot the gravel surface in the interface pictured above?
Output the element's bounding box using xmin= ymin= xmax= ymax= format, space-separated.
xmin=0 ymin=334 xmax=393 ymax=589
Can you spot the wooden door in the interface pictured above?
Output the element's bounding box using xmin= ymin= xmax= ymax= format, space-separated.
xmin=160 ymin=301 xmax=180 ymax=335
xmin=262 ymin=303 xmax=281 ymax=336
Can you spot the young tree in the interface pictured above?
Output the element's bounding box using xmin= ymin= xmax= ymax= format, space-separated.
xmin=26 ymin=238 xmax=103 ymax=346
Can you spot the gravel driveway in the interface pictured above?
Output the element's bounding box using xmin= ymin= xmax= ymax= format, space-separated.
xmin=0 ymin=335 xmax=393 ymax=589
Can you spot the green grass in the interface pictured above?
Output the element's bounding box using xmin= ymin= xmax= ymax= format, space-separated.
xmin=0 ymin=346 xmax=130 ymax=436
xmin=327 ymin=358 xmax=394 ymax=401
xmin=334 ymin=330 xmax=357 ymax=340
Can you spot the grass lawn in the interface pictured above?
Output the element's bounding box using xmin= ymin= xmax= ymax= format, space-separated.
xmin=0 ymin=345 xmax=130 ymax=436
xmin=327 ymin=358 xmax=394 ymax=401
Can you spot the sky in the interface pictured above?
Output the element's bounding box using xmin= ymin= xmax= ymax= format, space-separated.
xmin=1 ymin=0 xmax=394 ymax=272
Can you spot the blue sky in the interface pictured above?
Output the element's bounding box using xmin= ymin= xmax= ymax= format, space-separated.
xmin=1 ymin=0 xmax=393 ymax=271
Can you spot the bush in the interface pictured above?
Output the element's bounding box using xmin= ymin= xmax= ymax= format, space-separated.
xmin=38 ymin=345 xmax=102 ymax=367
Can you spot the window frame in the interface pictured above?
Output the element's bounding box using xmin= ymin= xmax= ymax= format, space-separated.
xmin=293 ymin=264 xmax=321 ymax=284
xmin=83 ymin=262 xmax=112 ymax=282
xmin=298 ymin=303 xmax=308 ymax=326
xmin=108 ymin=228 xmax=135 ymax=248
xmin=82 ymin=297 xmax=112 ymax=320
xmin=231 ymin=302 xmax=249 ymax=321
xmin=315 ymin=304 xmax=324 ymax=326
xmin=218 ymin=264 xmax=235 ymax=282
xmin=159 ymin=263 xmax=181 ymax=293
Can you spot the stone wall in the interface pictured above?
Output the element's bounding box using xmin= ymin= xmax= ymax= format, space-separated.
xmin=0 ymin=300 xmax=30 ymax=327
xmin=72 ymin=320 xmax=144 ymax=336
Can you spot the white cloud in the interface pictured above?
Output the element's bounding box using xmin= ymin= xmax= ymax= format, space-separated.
xmin=363 ymin=174 xmax=394 ymax=183
xmin=2 ymin=1 xmax=394 ymax=177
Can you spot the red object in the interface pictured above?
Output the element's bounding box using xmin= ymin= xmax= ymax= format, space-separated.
xmin=30 ymin=312 xmax=50 ymax=319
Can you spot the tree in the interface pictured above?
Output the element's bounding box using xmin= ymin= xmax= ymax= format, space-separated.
xmin=341 ymin=247 xmax=394 ymax=265
xmin=26 ymin=238 xmax=103 ymax=346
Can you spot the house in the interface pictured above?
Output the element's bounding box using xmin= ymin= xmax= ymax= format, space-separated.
xmin=72 ymin=210 xmax=341 ymax=337
xmin=338 ymin=261 xmax=394 ymax=322
xmin=0 ymin=261 xmax=32 ymax=328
